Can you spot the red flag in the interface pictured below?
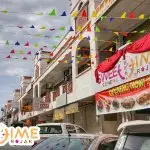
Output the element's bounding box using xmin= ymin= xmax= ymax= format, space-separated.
xmin=10 ymin=49 xmax=15 ymax=54
xmin=23 ymin=57 xmax=27 ymax=60
xmin=50 ymin=52 xmax=53 ymax=56
xmin=87 ymin=23 xmax=91 ymax=32
xmin=129 ymin=11 xmax=135 ymax=18
xmin=6 ymin=55 xmax=11 ymax=59
xmin=27 ymin=51 xmax=31 ymax=55
xmin=69 ymin=47 xmax=72 ymax=49
xmin=121 ymin=32 xmax=128 ymax=37
xmin=82 ymin=10 xmax=87 ymax=17
xmin=24 ymin=42 xmax=29 ymax=46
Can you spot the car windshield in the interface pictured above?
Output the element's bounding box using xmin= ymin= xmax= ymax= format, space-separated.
xmin=115 ymin=133 xmax=150 ymax=150
xmin=32 ymin=136 xmax=93 ymax=150
xmin=39 ymin=125 xmax=62 ymax=134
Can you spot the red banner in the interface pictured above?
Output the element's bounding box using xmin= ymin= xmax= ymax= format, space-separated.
xmin=95 ymin=75 xmax=150 ymax=115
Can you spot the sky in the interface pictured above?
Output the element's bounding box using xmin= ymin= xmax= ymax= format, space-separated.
xmin=0 ymin=0 xmax=71 ymax=110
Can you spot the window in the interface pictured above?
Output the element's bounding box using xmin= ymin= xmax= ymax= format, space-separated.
xmin=76 ymin=126 xmax=86 ymax=133
xmin=66 ymin=125 xmax=76 ymax=133
xmin=99 ymin=140 xmax=117 ymax=150
xmin=39 ymin=125 xmax=62 ymax=134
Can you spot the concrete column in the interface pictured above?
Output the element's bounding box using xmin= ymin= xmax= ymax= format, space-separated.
xmin=38 ymin=83 xmax=41 ymax=98
xmin=59 ymin=85 xmax=63 ymax=95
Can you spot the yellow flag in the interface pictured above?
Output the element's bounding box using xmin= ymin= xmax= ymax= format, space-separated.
xmin=71 ymin=11 xmax=78 ymax=17
xmin=93 ymin=37 xmax=97 ymax=41
xmin=109 ymin=47 xmax=113 ymax=52
xmin=89 ymin=55 xmax=92 ymax=58
xmin=77 ymin=47 xmax=80 ymax=50
xmin=77 ymin=25 xmax=82 ymax=32
xmin=79 ymin=34 xmax=83 ymax=40
xmin=18 ymin=50 xmax=24 ymax=54
xmin=35 ymin=34 xmax=41 ymax=37
xmin=139 ymin=14 xmax=144 ymax=19
xmin=64 ymin=60 xmax=68 ymax=64
xmin=114 ymin=32 xmax=119 ymax=36
xmin=76 ymin=61 xmax=80 ymax=64
xmin=34 ymin=43 xmax=39 ymax=47
xmin=92 ymin=11 xmax=97 ymax=18
xmin=121 ymin=12 xmax=126 ymax=18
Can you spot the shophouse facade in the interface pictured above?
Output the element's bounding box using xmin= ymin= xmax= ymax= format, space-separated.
xmin=16 ymin=0 xmax=150 ymax=134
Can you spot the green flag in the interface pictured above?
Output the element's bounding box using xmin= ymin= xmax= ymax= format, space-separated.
xmin=49 ymin=9 xmax=56 ymax=16
xmin=95 ymin=26 xmax=100 ymax=32
xmin=59 ymin=26 xmax=65 ymax=31
xmin=5 ymin=40 xmax=9 ymax=45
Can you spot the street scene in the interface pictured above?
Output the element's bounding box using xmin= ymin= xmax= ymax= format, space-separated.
xmin=0 ymin=0 xmax=150 ymax=149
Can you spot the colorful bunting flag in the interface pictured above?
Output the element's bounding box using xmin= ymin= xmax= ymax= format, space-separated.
xmin=1 ymin=10 xmax=8 ymax=14
xmin=55 ymin=36 xmax=60 ymax=38
xmin=52 ymin=45 xmax=57 ymax=49
xmin=18 ymin=50 xmax=24 ymax=54
xmin=40 ymin=26 xmax=46 ymax=30
xmin=6 ymin=55 xmax=11 ymax=58
xmin=59 ymin=26 xmax=65 ymax=31
xmin=49 ymin=9 xmax=56 ymax=16
xmin=114 ymin=32 xmax=119 ymax=36
xmin=121 ymin=12 xmax=126 ymax=19
xmin=5 ymin=40 xmax=9 ymax=45
xmin=81 ymin=10 xmax=87 ymax=17
xmin=50 ymin=52 xmax=53 ymax=56
xmin=17 ymin=25 xmax=23 ymax=28
xmin=139 ymin=14 xmax=144 ymax=19
xmin=30 ymin=25 xmax=35 ymax=28
xmin=71 ymin=11 xmax=78 ymax=17
xmin=140 ymin=30 xmax=145 ymax=33
xmin=23 ymin=57 xmax=27 ymax=60
xmin=37 ymin=12 xmax=44 ymax=15
xmin=24 ymin=42 xmax=29 ymax=46
xmin=109 ymin=47 xmax=113 ymax=52
xmin=109 ymin=18 xmax=115 ymax=22
xmin=87 ymin=36 xmax=90 ymax=41
xmin=27 ymin=51 xmax=31 ymax=55
xmin=35 ymin=34 xmax=41 ymax=37
xmin=34 ymin=43 xmax=39 ymax=47
xmin=61 ymin=11 xmax=67 ymax=16
xmin=92 ymin=11 xmax=97 ymax=18
xmin=87 ymin=24 xmax=91 ymax=32
xmin=95 ymin=26 xmax=101 ymax=32
xmin=15 ymin=41 xmax=20 ymax=46
xmin=121 ymin=32 xmax=128 ymax=37
xmin=69 ymin=26 xmax=74 ymax=31
xmin=129 ymin=11 xmax=135 ymax=18
xmin=79 ymin=34 xmax=83 ymax=40
xmin=10 ymin=49 xmax=15 ymax=54
xmin=77 ymin=25 xmax=82 ymax=32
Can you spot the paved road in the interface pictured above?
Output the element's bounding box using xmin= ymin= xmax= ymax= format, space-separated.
xmin=0 ymin=144 xmax=31 ymax=150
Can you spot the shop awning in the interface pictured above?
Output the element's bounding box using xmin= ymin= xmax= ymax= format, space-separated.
xmin=95 ymin=75 xmax=150 ymax=115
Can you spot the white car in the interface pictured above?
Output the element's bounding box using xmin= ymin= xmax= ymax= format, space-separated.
xmin=114 ymin=120 xmax=150 ymax=150
xmin=37 ymin=123 xmax=86 ymax=138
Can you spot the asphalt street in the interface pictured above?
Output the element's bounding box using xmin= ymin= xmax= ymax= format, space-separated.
xmin=0 ymin=144 xmax=31 ymax=150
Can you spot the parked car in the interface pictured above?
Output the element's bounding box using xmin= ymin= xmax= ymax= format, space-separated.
xmin=37 ymin=123 xmax=86 ymax=138
xmin=31 ymin=134 xmax=118 ymax=150
xmin=114 ymin=120 xmax=150 ymax=150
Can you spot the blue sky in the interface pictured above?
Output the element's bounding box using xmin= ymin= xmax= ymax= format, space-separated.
xmin=0 ymin=0 xmax=70 ymax=110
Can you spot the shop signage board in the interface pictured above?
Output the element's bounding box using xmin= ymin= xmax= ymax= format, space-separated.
xmin=96 ymin=75 xmax=150 ymax=115
xmin=40 ymin=103 xmax=49 ymax=109
xmin=96 ymin=51 xmax=150 ymax=91
xmin=53 ymin=108 xmax=65 ymax=121
xmin=21 ymin=105 xmax=32 ymax=112
xmin=65 ymin=103 xmax=79 ymax=115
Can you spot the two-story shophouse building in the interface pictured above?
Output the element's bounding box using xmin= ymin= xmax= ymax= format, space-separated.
xmin=17 ymin=0 xmax=150 ymax=134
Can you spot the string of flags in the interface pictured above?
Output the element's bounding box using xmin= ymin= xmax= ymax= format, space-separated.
xmin=0 ymin=8 xmax=149 ymax=20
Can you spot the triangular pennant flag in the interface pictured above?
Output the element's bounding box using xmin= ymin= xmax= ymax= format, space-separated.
xmin=55 ymin=36 xmax=60 ymax=38
xmin=69 ymin=26 xmax=74 ymax=31
xmin=15 ymin=41 xmax=20 ymax=46
xmin=87 ymin=36 xmax=90 ymax=41
xmin=61 ymin=11 xmax=67 ymax=16
xmin=6 ymin=55 xmax=11 ymax=59
xmin=17 ymin=25 xmax=23 ymax=29
xmin=10 ymin=49 xmax=15 ymax=54
xmin=87 ymin=24 xmax=91 ymax=32
xmin=30 ymin=25 xmax=35 ymax=28
xmin=129 ymin=11 xmax=135 ymax=18
xmin=114 ymin=32 xmax=119 ymax=36
xmin=126 ymin=40 xmax=131 ymax=44
xmin=95 ymin=26 xmax=100 ymax=32
xmin=36 ymin=12 xmax=44 ymax=15
xmin=71 ymin=11 xmax=78 ymax=17
xmin=24 ymin=42 xmax=29 ymax=46
xmin=34 ymin=43 xmax=39 ymax=47
xmin=59 ymin=26 xmax=65 ymax=31
xmin=121 ymin=12 xmax=126 ymax=19
xmin=23 ymin=57 xmax=27 ymax=60
xmin=121 ymin=32 xmax=128 ymax=36
xmin=5 ymin=40 xmax=9 ymax=45
xmin=49 ymin=9 xmax=56 ymax=16
xmin=50 ymin=52 xmax=53 ymax=56
xmin=18 ymin=50 xmax=24 ymax=54
xmin=82 ymin=10 xmax=87 ymax=17
xmin=79 ymin=34 xmax=83 ymax=40
xmin=93 ymin=37 xmax=97 ymax=41
xmin=109 ymin=18 xmax=115 ymax=22
xmin=27 ymin=51 xmax=31 ymax=55
xmin=139 ymin=14 xmax=144 ymax=19
xmin=1 ymin=10 xmax=8 ymax=14
xmin=140 ymin=30 xmax=145 ymax=33
xmin=77 ymin=47 xmax=80 ymax=50
xmin=35 ymin=34 xmax=41 ymax=37
xmin=109 ymin=47 xmax=113 ymax=52
xmin=77 ymin=25 xmax=82 ymax=32
xmin=92 ymin=11 xmax=97 ymax=18
xmin=52 ymin=45 xmax=57 ymax=49
xmin=99 ymin=16 xmax=105 ymax=21
xmin=64 ymin=60 xmax=68 ymax=64
xmin=40 ymin=26 xmax=46 ymax=30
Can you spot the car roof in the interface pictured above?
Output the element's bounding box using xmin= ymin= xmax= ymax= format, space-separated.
xmin=118 ymin=120 xmax=150 ymax=131
xmin=37 ymin=123 xmax=81 ymax=126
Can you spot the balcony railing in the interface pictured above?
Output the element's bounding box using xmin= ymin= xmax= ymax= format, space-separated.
xmin=63 ymin=81 xmax=73 ymax=94
xmin=53 ymin=88 xmax=60 ymax=101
